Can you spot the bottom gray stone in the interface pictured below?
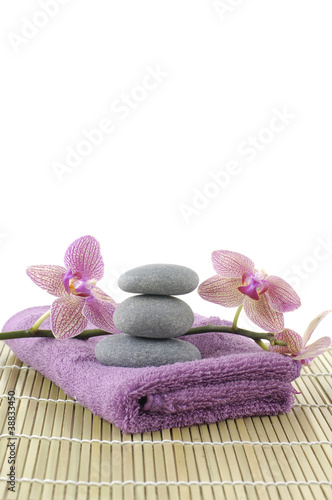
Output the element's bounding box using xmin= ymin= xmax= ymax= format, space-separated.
xmin=95 ymin=334 xmax=201 ymax=368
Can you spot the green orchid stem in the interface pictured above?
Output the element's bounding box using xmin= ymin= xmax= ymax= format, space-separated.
xmin=0 ymin=324 xmax=288 ymax=348
xmin=29 ymin=309 xmax=51 ymax=333
xmin=254 ymin=339 xmax=269 ymax=351
xmin=0 ymin=329 xmax=110 ymax=340
xmin=182 ymin=324 xmax=285 ymax=346
xmin=231 ymin=305 xmax=243 ymax=332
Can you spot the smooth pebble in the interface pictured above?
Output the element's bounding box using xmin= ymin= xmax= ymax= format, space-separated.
xmin=95 ymin=334 xmax=201 ymax=367
xmin=118 ymin=264 xmax=199 ymax=295
xmin=113 ymin=294 xmax=194 ymax=338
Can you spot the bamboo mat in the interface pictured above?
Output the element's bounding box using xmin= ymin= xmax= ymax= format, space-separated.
xmin=0 ymin=340 xmax=331 ymax=500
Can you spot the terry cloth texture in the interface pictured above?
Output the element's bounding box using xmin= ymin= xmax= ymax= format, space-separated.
xmin=3 ymin=306 xmax=301 ymax=434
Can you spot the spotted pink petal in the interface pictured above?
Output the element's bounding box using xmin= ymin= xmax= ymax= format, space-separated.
xmin=83 ymin=296 xmax=120 ymax=333
xmin=292 ymin=337 xmax=331 ymax=361
xmin=198 ymin=275 xmax=244 ymax=307
xmin=269 ymin=328 xmax=304 ymax=355
xmin=51 ymin=296 xmax=87 ymax=339
xmin=243 ymin=294 xmax=284 ymax=333
xmin=302 ymin=310 xmax=331 ymax=346
xmin=211 ymin=250 xmax=255 ymax=278
xmin=26 ymin=265 xmax=67 ymax=297
xmin=265 ymin=276 xmax=301 ymax=313
xmin=64 ymin=235 xmax=104 ymax=281
xmin=91 ymin=286 xmax=118 ymax=306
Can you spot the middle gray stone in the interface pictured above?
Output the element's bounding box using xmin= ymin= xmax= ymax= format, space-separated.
xmin=113 ymin=295 xmax=194 ymax=338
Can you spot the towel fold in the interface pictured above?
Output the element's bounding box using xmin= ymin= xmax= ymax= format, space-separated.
xmin=3 ymin=306 xmax=301 ymax=433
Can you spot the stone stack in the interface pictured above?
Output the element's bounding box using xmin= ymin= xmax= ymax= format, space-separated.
xmin=95 ymin=264 xmax=201 ymax=367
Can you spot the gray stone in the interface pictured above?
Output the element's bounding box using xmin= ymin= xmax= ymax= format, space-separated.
xmin=95 ymin=334 xmax=201 ymax=367
xmin=113 ymin=295 xmax=194 ymax=338
xmin=118 ymin=264 xmax=199 ymax=295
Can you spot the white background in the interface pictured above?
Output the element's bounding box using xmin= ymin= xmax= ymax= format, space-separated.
xmin=1 ymin=0 xmax=332 ymax=342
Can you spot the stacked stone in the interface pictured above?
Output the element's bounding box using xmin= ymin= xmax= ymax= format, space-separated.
xmin=95 ymin=264 xmax=201 ymax=367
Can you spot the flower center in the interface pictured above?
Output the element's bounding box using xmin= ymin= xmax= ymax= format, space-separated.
xmin=238 ymin=269 xmax=269 ymax=301
xmin=63 ymin=270 xmax=96 ymax=297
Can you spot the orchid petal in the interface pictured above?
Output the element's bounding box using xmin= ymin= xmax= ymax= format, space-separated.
xmin=51 ymin=296 xmax=87 ymax=339
xmin=198 ymin=275 xmax=244 ymax=307
xmin=83 ymin=296 xmax=120 ymax=333
xmin=62 ymin=270 xmax=75 ymax=294
xmin=265 ymin=276 xmax=301 ymax=313
xmin=292 ymin=337 xmax=331 ymax=361
xmin=26 ymin=265 xmax=67 ymax=297
xmin=238 ymin=282 xmax=260 ymax=301
xmin=91 ymin=286 xmax=118 ymax=306
xmin=269 ymin=328 xmax=304 ymax=355
xmin=302 ymin=310 xmax=331 ymax=346
xmin=64 ymin=235 xmax=104 ymax=281
xmin=243 ymin=294 xmax=284 ymax=333
xmin=211 ymin=250 xmax=255 ymax=278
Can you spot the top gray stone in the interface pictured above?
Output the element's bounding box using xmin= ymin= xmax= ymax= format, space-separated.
xmin=118 ymin=264 xmax=199 ymax=295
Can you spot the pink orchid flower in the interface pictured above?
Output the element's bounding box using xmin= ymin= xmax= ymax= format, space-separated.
xmin=269 ymin=310 xmax=331 ymax=364
xmin=27 ymin=235 xmax=119 ymax=340
xmin=198 ymin=250 xmax=301 ymax=333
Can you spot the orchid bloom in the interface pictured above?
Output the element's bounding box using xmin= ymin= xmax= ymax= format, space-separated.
xmin=27 ymin=235 xmax=119 ymax=340
xmin=198 ymin=250 xmax=301 ymax=333
xmin=269 ymin=310 xmax=331 ymax=364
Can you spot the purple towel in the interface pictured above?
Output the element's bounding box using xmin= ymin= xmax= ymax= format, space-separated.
xmin=3 ymin=306 xmax=301 ymax=433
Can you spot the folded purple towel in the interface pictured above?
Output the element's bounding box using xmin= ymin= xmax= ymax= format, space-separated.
xmin=3 ymin=306 xmax=301 ymax=433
